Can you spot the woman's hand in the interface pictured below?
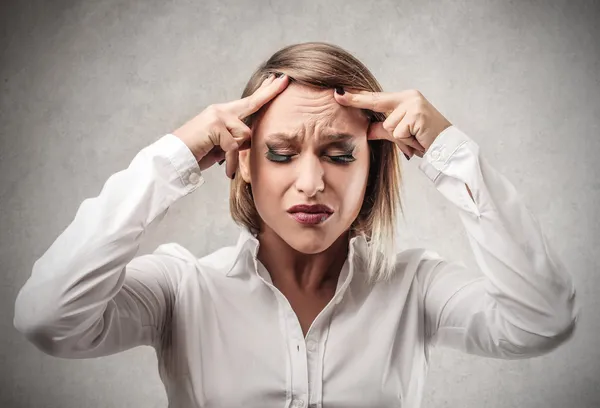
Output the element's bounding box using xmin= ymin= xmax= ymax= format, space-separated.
xmin=172 ymin=73 xmax=290 ymax=178
xmin=333 ymin=89 xmax=452 ymax=159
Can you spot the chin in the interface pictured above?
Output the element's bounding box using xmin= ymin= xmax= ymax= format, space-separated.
xmin=279 ymin=230 xmax=333 ymax=254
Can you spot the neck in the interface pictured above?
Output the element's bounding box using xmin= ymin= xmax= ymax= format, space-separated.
xmin=256 ymin=227 xmax=350 ymax=294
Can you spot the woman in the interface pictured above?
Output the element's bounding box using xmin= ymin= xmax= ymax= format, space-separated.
xmin=13 ymin=42 xmax=579 ymax=408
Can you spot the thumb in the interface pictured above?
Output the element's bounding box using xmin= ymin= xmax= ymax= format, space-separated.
xmin=367 ymin=121 xmax=415 ymax=159
xmin=366 ymin=121 xmax=392 ymax=141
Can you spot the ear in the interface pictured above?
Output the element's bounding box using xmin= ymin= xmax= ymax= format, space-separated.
xmin=238 ymin=148 xmax=252 ymax=184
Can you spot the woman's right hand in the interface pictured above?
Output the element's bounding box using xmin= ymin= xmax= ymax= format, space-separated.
xmin=172 ymin=73 xmax=290 ymax=179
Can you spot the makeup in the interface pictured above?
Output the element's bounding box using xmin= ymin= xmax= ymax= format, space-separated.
xmin=289 ymin=212 xmax=331 ymax=225
xmin=265 ymin=144 xmax=357 ymax=164
xmin=287 ymin=204 xmax=333 ymax=225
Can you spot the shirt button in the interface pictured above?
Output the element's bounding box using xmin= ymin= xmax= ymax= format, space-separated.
xmin=188 ymin=172 xmax=201 ymax=184
xmin=292 ymin=399 xmax=305 ymax=408
xmin=430 ymin=150 xmax=440 ymax=160
xmin=306 ymin=340 xmax=317 ymax=352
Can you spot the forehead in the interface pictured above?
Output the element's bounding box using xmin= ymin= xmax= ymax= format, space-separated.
xmin=254 ymin=83 xmax=369 ymax=141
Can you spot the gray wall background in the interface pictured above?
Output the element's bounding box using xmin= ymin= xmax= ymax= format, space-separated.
xmin=1 ymin=0 xmax=598 ymax=407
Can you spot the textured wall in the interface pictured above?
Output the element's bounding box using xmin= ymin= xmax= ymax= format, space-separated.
xmin=1 ymin=0 xmax=598 ymax=407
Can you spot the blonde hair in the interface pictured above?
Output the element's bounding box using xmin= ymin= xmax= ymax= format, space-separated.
xmin=229 ymin=42 xmax=404 ymax=284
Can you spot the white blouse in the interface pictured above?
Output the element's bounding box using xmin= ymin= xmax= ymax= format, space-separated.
xmin=13 ymin=126 xmax=580 ymax=408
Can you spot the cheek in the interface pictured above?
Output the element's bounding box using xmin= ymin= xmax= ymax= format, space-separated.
xmin=336 ymin=163 xmax=370 ymax=216
xmin=249 ymin=154 xmax=285 ymax=211
xmin=249 ymin=146 xmax=270 ymax=185
xmin=339 ymin=167 xmax=368 ymax=202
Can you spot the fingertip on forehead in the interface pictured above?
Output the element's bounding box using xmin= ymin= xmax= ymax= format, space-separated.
xmin=252 ymin=81 xmax=370 ymax=128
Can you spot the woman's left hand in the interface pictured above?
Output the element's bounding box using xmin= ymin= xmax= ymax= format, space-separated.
xmin=333 ymin=89 xmax=452 ymax=159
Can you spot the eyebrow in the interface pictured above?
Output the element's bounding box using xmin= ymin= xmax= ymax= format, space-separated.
xmin=265 ymin=132 xmax=357 ymax=145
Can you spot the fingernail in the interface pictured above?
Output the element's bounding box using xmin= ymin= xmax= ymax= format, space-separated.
xmin=404 ymin=153 xmax=411 ymax=161
xmin=218 ymin=159 xmax=225 ymax=165
xmin=335 ymin=87 xmax=345 ymax=95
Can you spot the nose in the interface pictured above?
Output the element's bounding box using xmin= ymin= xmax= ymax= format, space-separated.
xmin=294 ymin=154 xmax=325 ymax=197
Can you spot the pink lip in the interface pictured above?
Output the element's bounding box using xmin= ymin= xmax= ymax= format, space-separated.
xmin=289 ymin=212 xmax=332 ymax=225
xmin=287 ymin=204 xmax=334 ymax=214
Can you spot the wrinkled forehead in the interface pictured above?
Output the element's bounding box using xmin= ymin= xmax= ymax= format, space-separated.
xmin=253 ymin=83 xmax=369 ymax=143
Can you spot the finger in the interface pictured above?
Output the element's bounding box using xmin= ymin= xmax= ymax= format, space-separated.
xmin=366 ymin=121 xmax=415 ymax=160
xmin=207 ymin=123 xmax=238 ymax=178
xmin=237 ymin=137 xmax=251 ymax=152
xmin=380 ymin=107 xmax=423 ymax=153
xmin=209 ymin=146 xmax=225 ymax=161
xmin=392 ymin=115 xmax=426 ymax=154
xmin=397 ymin=133 xmax=425 ymax=154
xmin=227 ymin=73 xmax=290 ymax=120
xmin=395 ymin=138 xmax=415 ymax=159
xmin=407 ymin=138 xmax=426 ymax=155
xmin=223 ymin=113 xmax=252 ymax=147
xmin=366 ymin=121 xmax=393 ymax=142
xmin=394 ymin=135 xmax=415 ymax=160
xmin=404 ymin=145 xmax=418 ymax=159
xmin=258 ymin=73 xmax=277 ymax=88
xmin=218 ymin=113 xmax=253 ymax=173
xmin=198 ymin=146 xmax=226 ymax=171
xmin=217 ymin=127 xmax=239 ymax=179
xmin=210 ymin=122 xmax=238 ymax=153
xmin=225 ymin=148 xmax=238 ymax=179
xmin=382 ymin=105 xmax=406 ymax=135
xmin=334 ymin=89 xmax=410 ymax=113
xmin=382 ymin=106 xmax=426 ymax=154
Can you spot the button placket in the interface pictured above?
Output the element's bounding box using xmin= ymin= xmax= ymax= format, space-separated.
xmin=278 ymin=298 xmax=308 ymax=404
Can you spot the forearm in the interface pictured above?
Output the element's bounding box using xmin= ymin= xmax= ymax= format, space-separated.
xmin=419 ymin=126 xmax=579 ymax=358
xmin=13 ymin=134 xmax=202 ymax=356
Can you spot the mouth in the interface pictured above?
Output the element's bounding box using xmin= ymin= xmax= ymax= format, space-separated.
xmin=288 ymin=212 xmax=332 ymax=225
xmin=287 ymin=204 xmax=334 ymax=225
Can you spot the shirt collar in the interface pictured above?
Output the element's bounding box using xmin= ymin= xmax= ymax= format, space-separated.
xmin=225 ymin=227 xmax=368 ymax=278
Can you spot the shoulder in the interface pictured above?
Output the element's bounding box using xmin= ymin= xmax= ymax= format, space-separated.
xmin=383 ymin=247 xmax=448 ymax=288
xmin=128 ymin=242 xmax=239 ymax=301
xmin=151 ymin=241 xmax=240 ymax=276
xmin=392 ymin=247 xmax=445 ymax=273
xmin=357 ymin=247 xmax=443 ymax=286
xmin=126 ymin=243 xmax=200 ymax=285
xmin=395 ymin=247 xmax=478 ymax=298
xmin=152 ymin=242 xmax=199 ymax=263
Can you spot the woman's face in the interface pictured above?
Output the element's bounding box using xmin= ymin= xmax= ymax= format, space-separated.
xmin=239 ymin=83 xmax=371 ymax=254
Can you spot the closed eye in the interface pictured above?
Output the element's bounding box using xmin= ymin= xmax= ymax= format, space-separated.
xmin=328 ymin=154 xmax=356 ymax=163
xmin=265 ymin=151 xmax=356 ymax=164
xmin=266 ymin=151 xmax=292 ymax=163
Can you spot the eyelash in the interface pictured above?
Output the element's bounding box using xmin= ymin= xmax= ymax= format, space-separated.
xmin=266 ymin=150 xmax=356 ymax=164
